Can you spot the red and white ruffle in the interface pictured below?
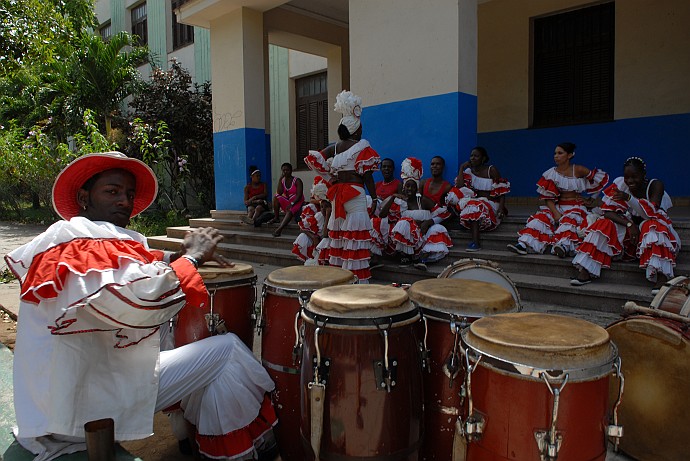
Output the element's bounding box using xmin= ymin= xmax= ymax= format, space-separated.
xmin=389 ymin=202 xmax=452 ymax=262
xmin=517 ymin=203 xmax=588 ymax=254
xmin=574 ymin=178 xmax=679 ymax=282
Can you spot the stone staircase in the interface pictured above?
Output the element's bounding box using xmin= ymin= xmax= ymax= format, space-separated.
xmin=147 ymin=209 xmax=690 ymax=316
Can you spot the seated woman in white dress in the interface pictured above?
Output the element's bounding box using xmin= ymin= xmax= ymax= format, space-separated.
xmin=570 ymin=156 xmax=680 ymax=293
xmin=292 ymin=176 xmax=329 ymax=263
xmin=507 ymin=142 xmax=608 ymax=257
xmin=446 ymin=146 xmax=510 ymax=252
xmin=379 ymin=157 xmax=453 ymax=270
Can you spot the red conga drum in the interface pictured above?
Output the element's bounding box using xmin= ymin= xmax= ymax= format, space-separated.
xmin=407 ymin=278 xmax=519 ymax=460
xmin=174 ymin=262 xmax=256 ymax=349
xmin=300 ymin=285 xmax=423 ymax=461
xmin=606 ymin=286 xmax=690 ymax=461
xmin=461 ymin=312 xmax=622 ymax=461
xmin=260 ymin=266 xmax=356 ymax=461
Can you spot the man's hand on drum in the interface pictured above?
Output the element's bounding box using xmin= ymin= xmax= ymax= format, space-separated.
xmin=182 ymin=227 xmax=235 ymax=267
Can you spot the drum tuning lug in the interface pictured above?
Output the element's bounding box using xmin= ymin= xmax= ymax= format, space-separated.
xmin=463 ymin=413 xmax=485 ymax=441
xmin=292 ymin=345 xmax=303 ymax=365
xmin=311 ymin=356 xmax=331 ymax=385
xmin=418 ymin=343 xmax=430 ymax=371
xmin=443 ymin=354 xmax=461 ymax=385
xmin=214 ymin=320 xmax=228 ymax=335
xmin=534 ymin=430 xmax=562 ymax=460
xmin=607 ymin=424 xmax=623 ymax=439
xmin=373 ymin=359 xmax=398 ymax=391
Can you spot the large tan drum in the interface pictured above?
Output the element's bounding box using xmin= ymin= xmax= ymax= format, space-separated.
xmin=300 ymin=285 xmax=423 ymax=461
xmin=438 ymin=258 xmax=521 ymax=308
xmin=260 ymin=266 xmax=356 ymax=461
xmin=462 ymin=313 xmax=622 ymax=461
xmin=407 ymin=278 xmax=518 ymax=460
xmin=175 ymin=262 xmax=256 ymax=349
xmin=606 ymin=294 xmax=690 ymax=461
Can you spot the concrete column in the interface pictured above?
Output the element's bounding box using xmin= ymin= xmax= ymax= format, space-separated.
xmin=210 ymin=7 xmax=269 ymax=210
xmin=349 ymin=0 xmax=477 ymax=181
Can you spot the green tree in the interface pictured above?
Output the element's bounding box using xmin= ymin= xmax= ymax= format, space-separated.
xmin=0 ymin=110 xmax=114 ymax=217
xmin=0 ymin=0 xmax=97 ymax=75
xmin=129 ymin=60 xmax=214 ymax=211
xmin=62 ymin=32 xmax=149 ymax=136
xmin=1 ymin=1 xmax=148 ymax=139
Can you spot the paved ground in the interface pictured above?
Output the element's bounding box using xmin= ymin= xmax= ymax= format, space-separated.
xmin=0 ymin=221 xmax=636 ymax=460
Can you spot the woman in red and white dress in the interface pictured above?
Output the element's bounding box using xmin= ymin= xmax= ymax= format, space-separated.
xmin=379 ymin=157 xmax=453 ymax=270
xmin=507 ymin=142 xmax=608 ymax=257
xmin=447 ymin=146 xmax=510 ymax=251
xmin=570 ymin=157 xmax=680 ymax=293
xmin=292 ymin=176 xmax=330 ymax=263
xmin=304 ymin=90 xmax=380 ymax=281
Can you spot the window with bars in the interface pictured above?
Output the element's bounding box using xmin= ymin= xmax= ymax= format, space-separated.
xmin=532 ymin=2 xmax=614 ymax=128
xmin=131 ymin=3 xmax=148 ymax=46
xmin=172 ymin=0 xmax=194 ymax=50
xmin=295 ymin=73 xmax=329 ymax=170
xmin=99 ymin=21 xmax=112 ymax=41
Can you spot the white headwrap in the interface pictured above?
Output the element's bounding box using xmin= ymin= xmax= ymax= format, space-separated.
xmin=311 ymin=176 xmax=329 ymax=201
xmin=400 ymin=157 xmax=423 ymax=187
xmin=334 ymin=90 xmax=362 ymax=136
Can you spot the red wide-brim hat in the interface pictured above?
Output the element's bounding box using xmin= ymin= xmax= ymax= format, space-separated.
xmin=52 ymin=152 xmax=158 ymax=220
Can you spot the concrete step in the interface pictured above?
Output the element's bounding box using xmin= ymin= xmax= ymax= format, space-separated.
xmin=147 ymin=235 xmax=302 ymax=268
xmin=161 ymin=220 xmax=690 ymax=286
xmin=367 ymin=258 xmax=653 ymax=314
xmin=165 ymin=226 xmax=297 ymax=251
xmin=148 ymin=209 xmax=690 ymax=315
xmin=446 ymin=248 xmax=690 ymax=286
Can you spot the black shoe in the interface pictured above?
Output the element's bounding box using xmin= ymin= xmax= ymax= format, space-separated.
xmin=507 ymin=243 xmax=528 ymax=255
xmin=257 ymin=443 xmax=280 ymax=461
xmin=177 ymin=438 xmax=193 ymax=456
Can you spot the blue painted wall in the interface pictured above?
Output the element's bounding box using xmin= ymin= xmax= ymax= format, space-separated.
xmin=362 ymin=92 xmax=477 ymax=184
xmin=478 ymin=113 xmax=690 ymax=197
xmin=213 ymin=128 xmax=271 ymax=210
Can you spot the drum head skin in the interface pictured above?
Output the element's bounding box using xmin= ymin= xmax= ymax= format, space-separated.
xmin=408 ymin=278 xmax=516 ymax=316
xmin=465 ymin=312 xmax=613 ymax=371
xmin=266 ymin=266 xmax=355 ymax=289
xmin=438 ymin=258 xmax=521 ymax=307
xmin=607 ymin=317 xmax=690 ymax=461
xmin=196 ymin=262 xmax=254 ymax=283
xmin=307 ymin=285 xmax=412 ymax=318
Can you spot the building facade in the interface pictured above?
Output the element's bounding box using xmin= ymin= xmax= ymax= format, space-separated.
xmin=175 ymin=0 xmax=688 ymax=210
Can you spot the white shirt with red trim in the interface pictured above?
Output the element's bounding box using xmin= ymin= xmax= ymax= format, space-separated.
xmin=6 ymin=217 xmax=203 ymax=448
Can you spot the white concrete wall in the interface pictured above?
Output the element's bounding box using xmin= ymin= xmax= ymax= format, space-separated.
xmin=288 ymin=50 xmax=327 ymax=79
xmin=210 ymin=8 xmax=265 ymax=131
xmin=350 ymin=0 xmax=477 ymax=106
xmin=94 ymin=0 xmax=111 ymax=25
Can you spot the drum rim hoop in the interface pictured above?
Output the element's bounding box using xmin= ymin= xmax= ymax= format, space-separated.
xmin=204 ymin=274 xmax=257 ymax=289
xmin=301 ymin=306 xmax=420 ymax=329
xmin=263 ymin=279 xmax=356 ymax=297
xmin=462 ymin=329 xmax=619 ymax=381
xmin=412 ymin=301 xmax=522 ymax=322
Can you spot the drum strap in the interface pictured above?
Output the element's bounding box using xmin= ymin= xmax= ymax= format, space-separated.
xmin=452 ymin=418 xmax=468 ymax=461
xmin=309 ymin=382 xmax=326 ymax=460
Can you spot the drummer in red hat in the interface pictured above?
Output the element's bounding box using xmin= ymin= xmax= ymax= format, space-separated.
xmin=5 ymin=152 xmax=278 ymax=460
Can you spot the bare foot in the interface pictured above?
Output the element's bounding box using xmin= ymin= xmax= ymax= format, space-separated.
xmin=272 ymin=229 xmax=282 ymax=237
